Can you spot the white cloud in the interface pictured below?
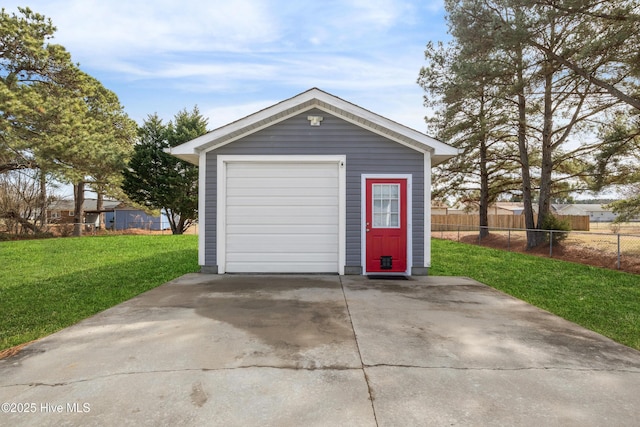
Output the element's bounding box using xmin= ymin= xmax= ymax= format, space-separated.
xmin=6 ymin=0 xmax=280 ymax=62
xmin=202 ymin=99 xmax=281 ymax=130
xmin=346 ymin=0 xmax=407 ymax=28
xmin=4 ymin=1 xmax=444 ymax=75
xmin=113 ymin=60 xmax=278 ymax=81
xmin=3 ymin=0 xmax=444 ymax=135
xmin=198 ymin=86 xmax=428 ymax=135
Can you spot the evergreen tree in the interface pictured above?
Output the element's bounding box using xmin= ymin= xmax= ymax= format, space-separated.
xmin=123 ymin=107 xmax=207 ymax=235
xmin=1 ymin=7 xmax=136 ymax=235
xmin=421 ymin=0 xmax=630 ymax=248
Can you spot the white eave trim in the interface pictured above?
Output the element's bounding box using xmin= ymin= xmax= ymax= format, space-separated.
xmin=167 ymin=88 xmax=458 ymax=165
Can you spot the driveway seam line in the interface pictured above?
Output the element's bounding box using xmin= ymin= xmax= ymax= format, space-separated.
xmin=361 ymin=364 xmax=640 ymax=372
xmin=339 ymin=276 xmax=379 ymax=427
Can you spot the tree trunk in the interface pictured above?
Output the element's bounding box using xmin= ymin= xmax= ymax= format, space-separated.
xmin=479 ymin=91 xmax=490 ymax=238
xmin=38 ymin=171 xmax=47 ymax=231
xmin=536 ymin=56 xmax=555 ymax=241
xmin=97 ymin=192 xmax=104 ymax=230
xmin=165 ymin=208 xmax=180 ymax=235
xmin=176 ymin=216 xmax=186 ymax=235
xmin=515 ymin=44 xmax=537 ymax=249
xmin=73 ymin=181 xmax=85 ymax=237
xmin=479 ymin=144 xmax=489 ymax=238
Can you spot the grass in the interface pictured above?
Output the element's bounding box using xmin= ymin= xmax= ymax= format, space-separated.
xmin=2 ymin=235 xmax=638 ymax=353
xmin=431 ymin=238 xmax=640 ymax=351
xmin=0 ymin=234 xmax=199 ymax=351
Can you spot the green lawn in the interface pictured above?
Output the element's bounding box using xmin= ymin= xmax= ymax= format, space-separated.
xmin=2 ymin=235 xmax=638 ymax=353
xmin=0 ymin=234 xmax=199 ymax=351
xmin=431 ymin=238 xmax=640 ymax=350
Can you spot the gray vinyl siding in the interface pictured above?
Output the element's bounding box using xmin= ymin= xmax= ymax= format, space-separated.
xmin=203 ymin=108 xmax=425 ymax=271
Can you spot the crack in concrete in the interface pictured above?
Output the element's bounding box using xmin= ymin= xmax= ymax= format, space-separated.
xmin=340 ymin=276 xmax=379 ymax=427
xmin=6 ymin=362 xmax=637 ymax=390
xmin=1 ymin=365 xmax=366 ymax=389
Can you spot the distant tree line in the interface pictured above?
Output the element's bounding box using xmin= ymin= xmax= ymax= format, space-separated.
xmin=419 ymin=0 xmax=640 ymax=247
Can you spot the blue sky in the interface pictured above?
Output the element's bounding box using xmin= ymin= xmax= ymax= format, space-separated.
xmin=5 ymin=0 xmax=448 ymax=132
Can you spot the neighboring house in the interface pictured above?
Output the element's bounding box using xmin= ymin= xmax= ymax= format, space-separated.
xmin=431 ymin=201 xmax=449 ymax=215
xmin=47 ymin=199 xmax=166 ymax=230
xmin=555 ymin=204 xmax=617 ymax=222
xmin=493 ymin=202 xmax=525 ymax=215
xmin=169 ymin=88 xmax=457 ymax=276
xmin=47 ymin=199 xmax=121 ymax=225
xmin=104 ymin=208 xmax=168 ymax=231
xmin=46 ymin=199 xmax=75 ymax=223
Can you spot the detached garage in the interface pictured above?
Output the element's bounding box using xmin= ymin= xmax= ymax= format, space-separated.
xmin=169 ymin=88 xmax=456 ymax=276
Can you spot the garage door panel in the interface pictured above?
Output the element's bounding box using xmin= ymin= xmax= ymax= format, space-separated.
xmin=224 ymin=160 xmax=340 ymax=273
xmin=224 ymin=262 xmax=338 ymax=274
xmin=228 ymin=187 xmax=338 ymax=197
xmin=227 ymin=177 xmax=338 ymax=190
xmin=226 ymin=196 xmax=338 ymax=207
xmin=227 ymin=163 xmax=338 ymax=178
xmin=226 ymin=252 xmax=337 ymax=263
xmin=227 ymin=215 xmax=339 ymax=226
xmin=227 ymin=234 xmax=338 ymax=252
xmin=226 ymin=205 xmax=338 ymax=219
xmin=227 ymin=224 xmax=337 ymax=234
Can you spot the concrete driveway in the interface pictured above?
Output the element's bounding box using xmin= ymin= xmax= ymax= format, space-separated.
xmin=1 ymin=275 xmax=639 ymax=426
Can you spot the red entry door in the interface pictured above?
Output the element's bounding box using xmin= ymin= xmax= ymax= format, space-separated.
xmin=365 ymin=178 xmax=407 ymax=273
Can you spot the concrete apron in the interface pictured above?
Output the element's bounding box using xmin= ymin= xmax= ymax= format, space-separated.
xmin=0 ymin=275 xmax=639 ymax=426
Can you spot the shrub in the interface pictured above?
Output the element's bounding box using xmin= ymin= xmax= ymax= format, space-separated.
xmin=540 ymin=214 xmax=571 ymax=243
xmin=0 ymin=232 xmax=54 ymax=241
xmin=610 ymin=223 xmax=621 ymax=234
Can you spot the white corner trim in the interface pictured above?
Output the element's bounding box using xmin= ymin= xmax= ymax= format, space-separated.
xmin=360 ymin=174 xmax=413 ymax=276
xmin=216 ymin=155 xmax=227 ymax=273
xmin=424 ymin=152 xmax=432 ymax=268
xmin=216 ymin=155 xmax=346 ymax=275
xmin=198 ymin=153 xmax=207 ymax=266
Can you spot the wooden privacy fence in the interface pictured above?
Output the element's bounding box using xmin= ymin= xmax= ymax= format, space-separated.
xmin=431 ymin=214 xmax=590 ymax=231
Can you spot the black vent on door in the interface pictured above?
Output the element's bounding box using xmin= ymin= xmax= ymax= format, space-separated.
xmin=380 ymin=256 xmax=393 ymax=270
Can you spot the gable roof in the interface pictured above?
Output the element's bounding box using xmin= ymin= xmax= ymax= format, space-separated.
xmin=168 ymin=88 xmax=458 ymax=166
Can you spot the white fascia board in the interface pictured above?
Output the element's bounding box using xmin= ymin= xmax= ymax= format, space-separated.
xmin=170 ymin=90 xmax=322 ymax=162
xmin=169 ymin=88 xmax=459 ymax=163
xmin=313 ymin=92 xmax=451 ymax=153
xmin=309 ymin=90 xmax=459 ymax=158
xmin=201 ymin=104 xmax=321 ymax=155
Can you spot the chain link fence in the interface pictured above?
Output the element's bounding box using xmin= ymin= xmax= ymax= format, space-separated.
xmin=432 ymin=223 xmax=640 ymax=274
xmin=45 ymin=221 xmax=198 ymax=236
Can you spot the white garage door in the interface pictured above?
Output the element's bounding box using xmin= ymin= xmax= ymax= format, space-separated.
xmin=224 ymin=161 xmax=340 ymax=273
